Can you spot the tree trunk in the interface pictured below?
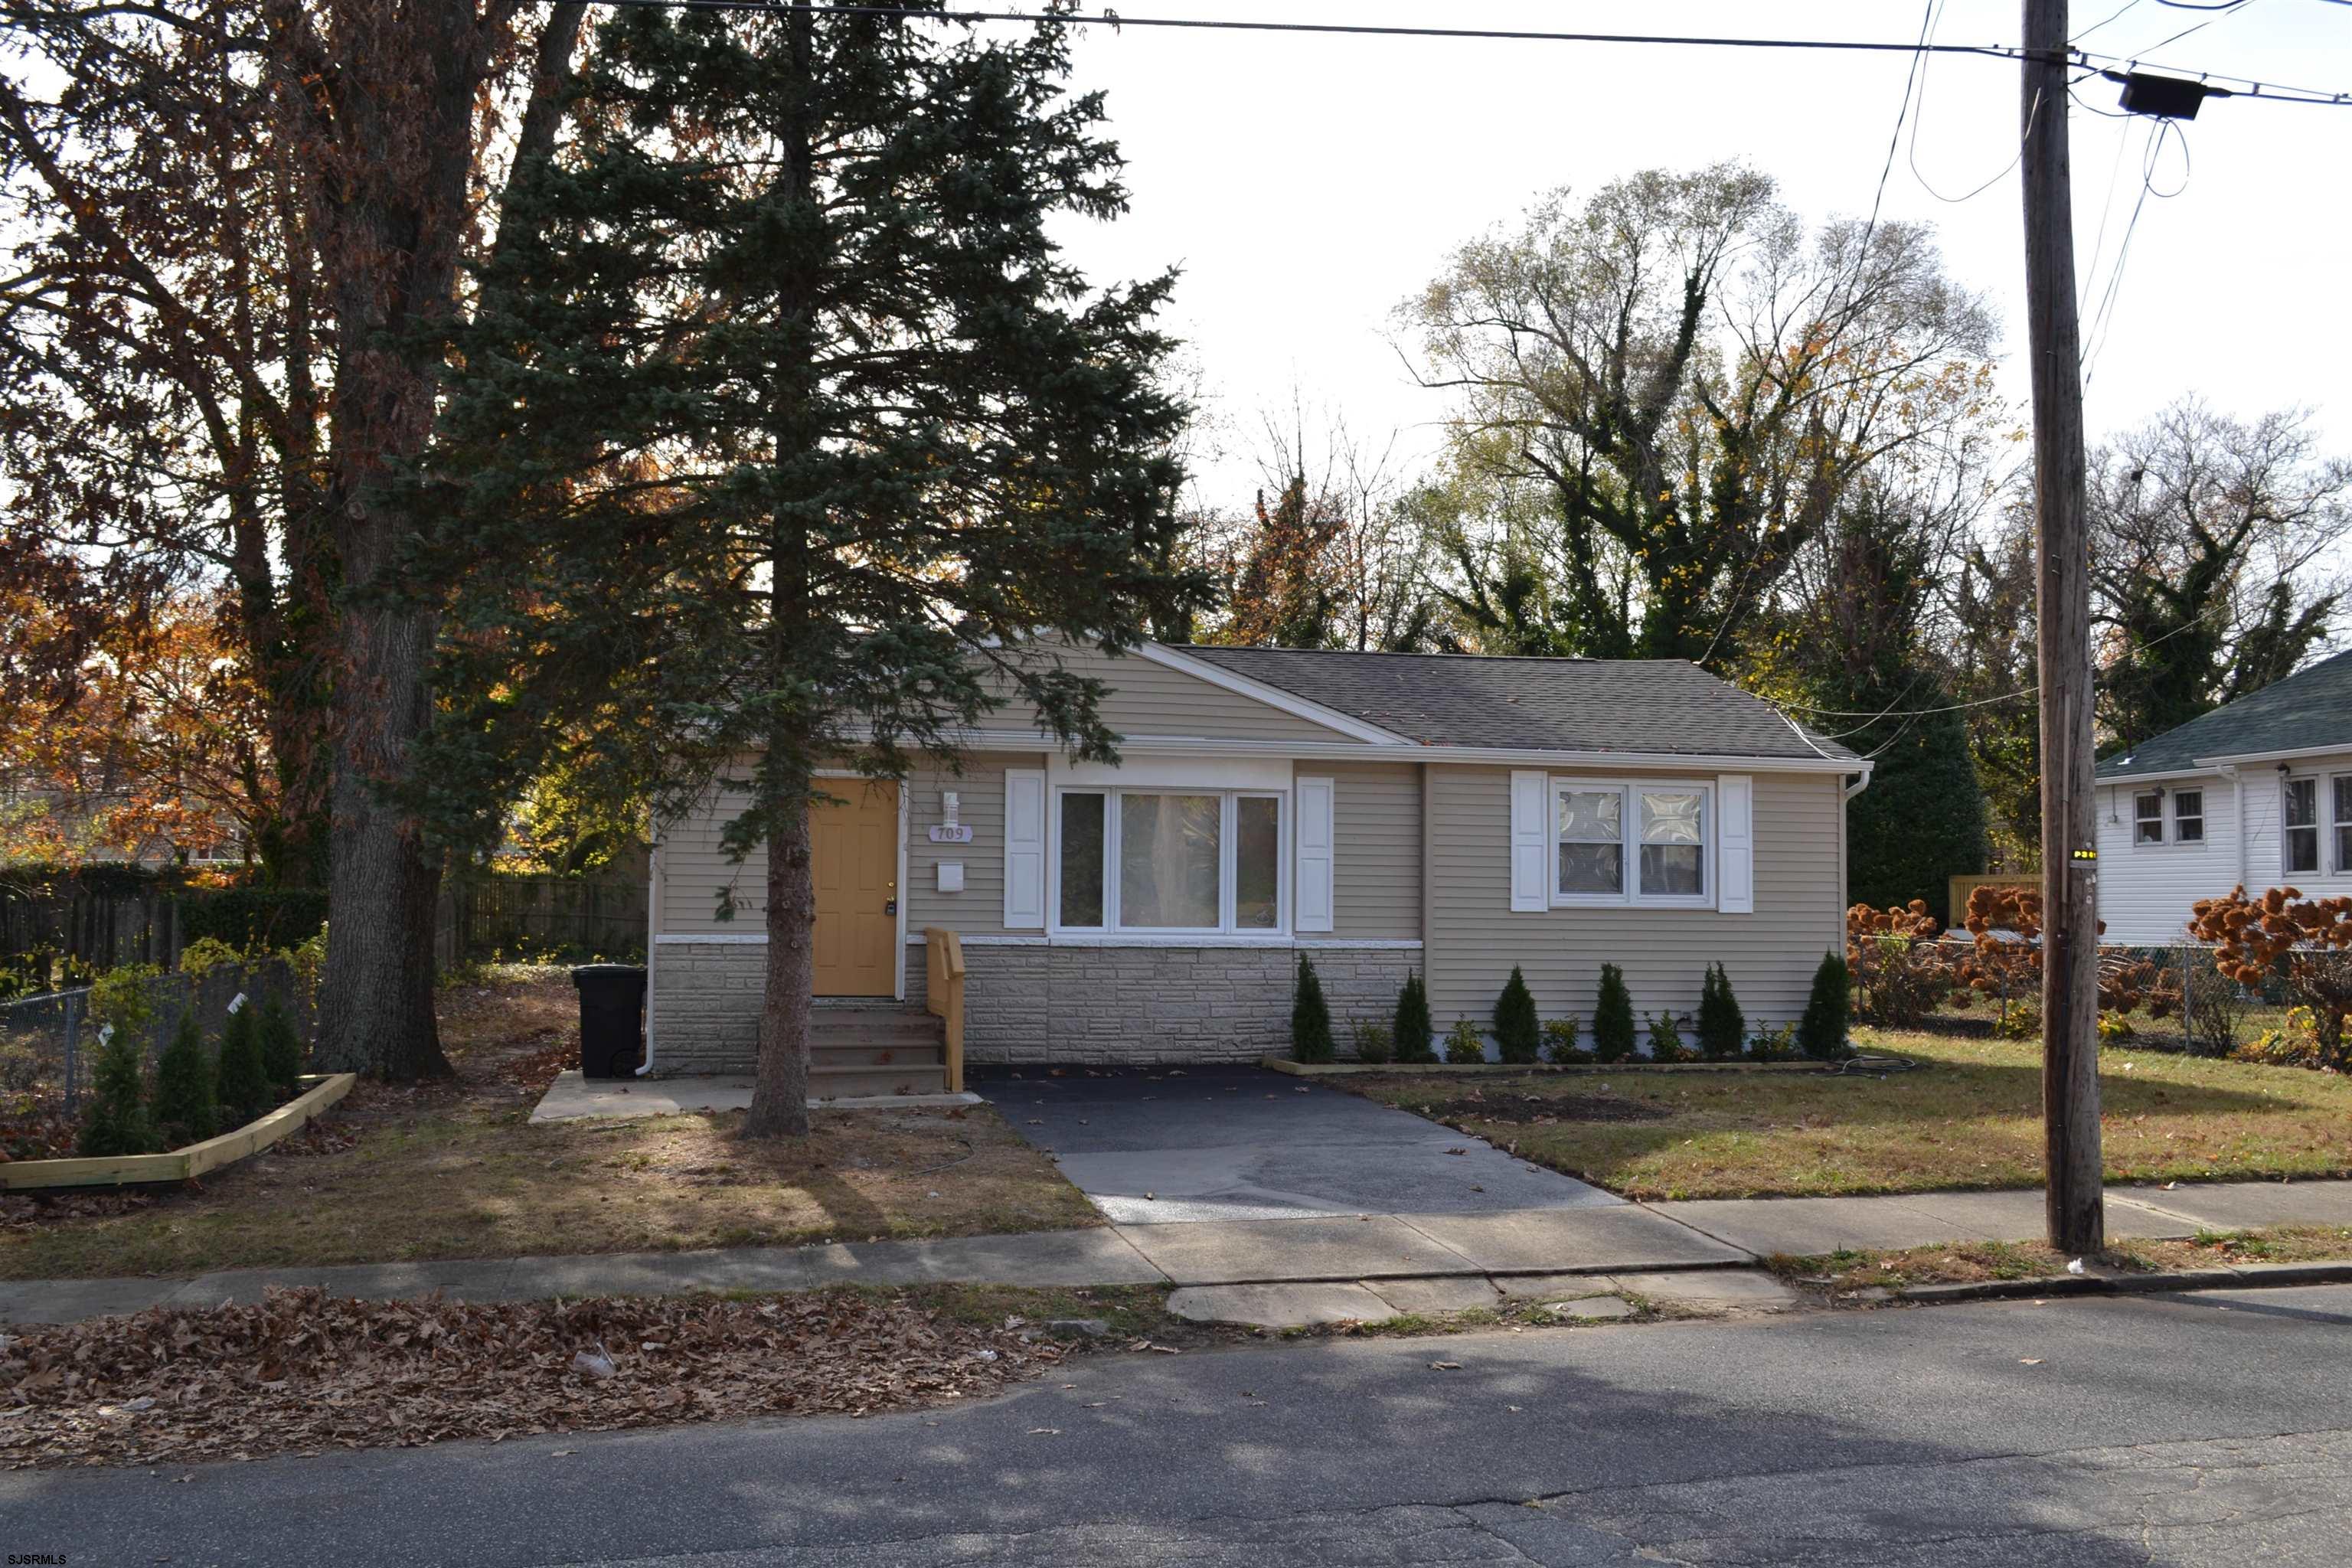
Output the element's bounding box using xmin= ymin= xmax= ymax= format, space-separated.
xmin=743 ymin=795 xmax=815 ymax=1138
xmin=314 ymin=593 xmax=452 ymax=1081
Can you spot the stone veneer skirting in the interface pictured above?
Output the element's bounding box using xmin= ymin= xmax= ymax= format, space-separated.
xmin=645 ymin=939 xmax=1421 ymax=1074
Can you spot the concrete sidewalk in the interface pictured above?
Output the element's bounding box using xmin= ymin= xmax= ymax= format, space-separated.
xmin=5 ymin=1178 xmax=2347 ymax=1327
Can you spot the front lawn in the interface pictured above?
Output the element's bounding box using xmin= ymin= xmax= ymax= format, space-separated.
xmin=1347 ymin=1028 xmax=2352 ymax=1200
xmin=0 ymin=969 xmax=1097 ymax=1281
xmin=1772 ymin=1223 xmax=2352 ymax=1296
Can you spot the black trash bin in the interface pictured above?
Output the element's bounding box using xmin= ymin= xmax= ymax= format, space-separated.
xmin=573 ymin=964 xmax=648 ymax=1079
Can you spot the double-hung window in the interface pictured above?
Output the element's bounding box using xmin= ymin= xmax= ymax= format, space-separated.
xmin=2133 ymin=792 xmax=2164 ymax=846
xmin=2334 ymin=778 xmax=2352 ymax=874
xmin=1052 ymin=789 xmax=1285 ymax=934
xmin=2172 ymin=789 xmax=2204 ymax=844
xmin=2285 ymin=777 xmax=2321 ymax=875
xmin=1553 ymin=781 xmax=1712 ymax=906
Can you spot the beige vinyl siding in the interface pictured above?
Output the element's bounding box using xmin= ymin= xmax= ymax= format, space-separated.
xmin=984 ymin=642 xmax=1359 ymax=743
xmin=1328 ymin=760 xmax=1422 ymax=941
xmin=655 ymin=778 xmax=770 ymax=934
xmin=1423 ymin=764 xmax=1844 ymax=1030
xmin=903 ymin=751 xmax=1039 ymax=937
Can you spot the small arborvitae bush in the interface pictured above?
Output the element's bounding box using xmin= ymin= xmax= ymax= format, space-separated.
xmin=1493 ymin=965 xmax=1541 ymax=1064
xmin=214 ymin=998 xmax=273 ymax=1127
xmin=1292 ymin=954 xmax=1336 ymax=1063
xmin=1444 ymin=1018 xmax=1488 ymax=1063
xmin=1646 ymin=1010 xmax=1694 ymax=1063
xmin=1592 ymin=963 xmax=1637 ymax=1062
xmin=1697 ymin=962 xmax=1746 ymax=1060
xmin=1542 ymin=1017 xmax=1591 ymax=1065
xmin=151 ymin=1010 xmax=217 ymax=1147
xmin=1798 ymin=951 xmax=1852 ymax=1061
xmin=1393 ymin=972 xmax=1436 ymax=1063
xmin=259 ymin=995 xmax=304 ymax=1099
xmin=77 ymin=1018 xmax=158 ymax=1158
xmin=1350 ymin=1019 xmax=1394 ymax=1064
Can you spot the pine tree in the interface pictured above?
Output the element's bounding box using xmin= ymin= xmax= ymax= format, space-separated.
xmin=1292 ymin=955 xmax=1335 ymax=1063
xmin=259 ymin=995 xmax=304 ymax=1099
xmin=1592 ymin=963 xmax=1637 ymax=1062
xmin=152 ymin=1011 xmax=218 ymax=1147
xmin=77 ymin=1018 xmax=158 ymax=1158
xmin=1798 ymin=952 xmax=1852 ymax=1061
xmin=429 ymin=5 xmax=1205 ymax=1137
xmin=214 ymin=1001 xmax=271 ymax=1128
xmin=1493 ymin=965 xmax=1540 ymax=1063
xmin=1697 ymin=962 xmax=1746 ymax=1060
xmin=1393 ymin=972 xmax=1436 ymax=1063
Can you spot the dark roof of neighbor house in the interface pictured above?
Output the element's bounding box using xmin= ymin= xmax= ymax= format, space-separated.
xmin=1173 ymin=645 xmax=1858 ymax=763
xmin=2096 ymin=647 xmax=2352 ymax=781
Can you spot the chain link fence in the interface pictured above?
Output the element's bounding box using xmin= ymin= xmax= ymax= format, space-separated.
xmin=0 ymin=959 xmax=312 ymax=1123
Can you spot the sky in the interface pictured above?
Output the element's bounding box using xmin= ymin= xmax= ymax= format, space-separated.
xmin=1000 ymin=0 xmax=2352 ymax=503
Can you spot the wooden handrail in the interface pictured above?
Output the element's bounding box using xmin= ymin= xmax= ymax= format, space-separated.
xmin=923 ymin=926 xmax=965 ymax=1093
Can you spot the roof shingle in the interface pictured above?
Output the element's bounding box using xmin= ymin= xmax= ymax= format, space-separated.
xmin=2096 ymin=647 xmax=2352 ymax=780
xmin=1170 ymin=645 xmax=1855 ymax=763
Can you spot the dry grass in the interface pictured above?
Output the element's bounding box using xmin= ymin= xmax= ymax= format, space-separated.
xmin=0 ymin=972 xmax=1096 ymax=1281
xmin=1772 ymin=1223 xmax=2352 ymax=1295
xmin=1346 ymin=1027 xmax=2352 ymax=1200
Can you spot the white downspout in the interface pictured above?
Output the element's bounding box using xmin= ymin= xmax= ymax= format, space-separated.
xmin=635 ymin=835 xmax=660 ymax=1076
xmin=2216 ymin=764 xmax=2246 ymax=890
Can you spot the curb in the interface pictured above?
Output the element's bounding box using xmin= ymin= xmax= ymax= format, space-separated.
xmin=1896 ymin=1261 xmax=2352 ymax=1304
xmin=1260 ymin=1057 xmax=1834 ymax=1078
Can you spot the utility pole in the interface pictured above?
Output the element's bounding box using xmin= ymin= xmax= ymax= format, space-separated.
xmin=2020 ymin=0 xmax=2104 ymax=1256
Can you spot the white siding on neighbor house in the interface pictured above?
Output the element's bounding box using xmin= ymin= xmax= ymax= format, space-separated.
xmin=2093 ymin=774 xmax=2240 ymax=947
xmin=2242 ymin=753 xmax=2352 ymax=897
xmin=1422 ymin=764 xmax=1845 ymax=1034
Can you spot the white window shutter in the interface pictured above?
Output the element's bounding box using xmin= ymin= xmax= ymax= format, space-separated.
xmin=1509 ymin=770 xmax=1549 ymax=912
xmin=1004 ymin=769 xmax=1046 ymax=928
xmin=1295 ymin=776 xmax=1335 ymax=933
xmin=1718 ymin=773 xmax=1754 ymax=914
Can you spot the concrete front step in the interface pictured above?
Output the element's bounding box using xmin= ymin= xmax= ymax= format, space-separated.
xmin=810 ymin=1041 xmax=946 ymax=1070
xmin=809 ymin=1063 xmax=948 ymax=1099
xmin=808 ymin=1014 xmax=943 ymax=1044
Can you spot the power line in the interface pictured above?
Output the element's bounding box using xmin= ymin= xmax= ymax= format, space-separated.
xmin=564 ymin=2 xmax=2352 ymax=103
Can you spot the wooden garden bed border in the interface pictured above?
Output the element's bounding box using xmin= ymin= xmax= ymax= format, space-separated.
xmin=1 ymin=1073 xmax=358 ymax=1191
xmin=1261 ymin=1057 xmax=1836 ymax=1077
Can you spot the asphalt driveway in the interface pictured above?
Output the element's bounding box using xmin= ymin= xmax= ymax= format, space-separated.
xmin=977 ymin=1065 xmax=1622 ymax=1223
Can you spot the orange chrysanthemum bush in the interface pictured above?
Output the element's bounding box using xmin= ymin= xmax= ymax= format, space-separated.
xmin=1844 ymin=901 xmax=1962 ymax=1027
xmin=2188 ymin=886 xmax=2352 ymax=1067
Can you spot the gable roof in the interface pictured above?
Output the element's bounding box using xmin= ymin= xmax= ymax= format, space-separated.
xmin=2097 ymin=647 xmax=2352 ymax=781
xmin=1167 ymin=645 xmax=1856 ymax=763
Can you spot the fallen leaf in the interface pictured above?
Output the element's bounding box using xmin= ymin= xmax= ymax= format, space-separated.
xmin=1429 ymin=1361 xmax=1462 ymax=1370
xmin=2020 ymin=1358 xmax=2043 ymax=1366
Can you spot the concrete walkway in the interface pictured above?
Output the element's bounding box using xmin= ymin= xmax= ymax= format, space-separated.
xmin=6 ymin=1178 xmax=2347 ymax=1328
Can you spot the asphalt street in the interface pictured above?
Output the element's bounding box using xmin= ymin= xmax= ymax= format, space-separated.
xmin=8 ymin=1284 xmax=2351 ymax=1566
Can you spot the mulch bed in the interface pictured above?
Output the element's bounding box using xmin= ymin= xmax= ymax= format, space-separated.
xmin=0 ymin=1285 xmax=1072 ymax=1468
xmin=1406 ymin=1089 xmax=1670 ymax=1125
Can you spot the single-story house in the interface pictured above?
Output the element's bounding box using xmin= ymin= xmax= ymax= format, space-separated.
xmin=642 ymin=641 xmax=1867 ymax=1086
xmin=2095 ymin=647 xmax=2352 ymax=946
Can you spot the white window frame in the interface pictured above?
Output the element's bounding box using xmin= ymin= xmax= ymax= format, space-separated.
xmin=2332 ymin=775 xmax=2352 ymax=875
xmin=2132 ymin=790 xmax=2165 ymax=847
xmin=1548 ymin=778 xmax=1717 ymax=910
xmin=2284 ymin=775 xmax=2321 ymax=877
xmin=2171 ymin=788 xmax=2205 ymax=846
xmin=1046 ymin=786 xmax=1291 ymax=938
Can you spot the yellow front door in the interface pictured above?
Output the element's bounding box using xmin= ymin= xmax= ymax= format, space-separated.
xmin=812 ymin=782 xmax=899 ymax=996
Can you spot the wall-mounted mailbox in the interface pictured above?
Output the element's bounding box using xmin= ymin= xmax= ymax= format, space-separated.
xmin=936 ymin=861 xmax=965 ymax=893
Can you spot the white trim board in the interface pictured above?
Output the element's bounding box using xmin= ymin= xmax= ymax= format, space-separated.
xmin=940 ymin=728 xmax=1869 ymax=776
xmin=900 ymin=933 xmax=1423 ymax=949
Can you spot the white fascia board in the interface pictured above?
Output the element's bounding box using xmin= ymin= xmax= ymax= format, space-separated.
xmin=944 ymin=728 xmax=1869 ymax=775
xmin=2100 ymin=765 xmax=2225 ymax=787
xmin=2190 ymin=743 xmax=2352 ymax=770
xmin=1132 ymin=643 xmax=1411 ymax=746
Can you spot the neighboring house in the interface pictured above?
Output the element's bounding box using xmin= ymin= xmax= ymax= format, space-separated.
xmin=2095 ymin=647 xmax=2352 ymax=946
xmin=643 ymin=641 xmax=1866 ymax=1083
